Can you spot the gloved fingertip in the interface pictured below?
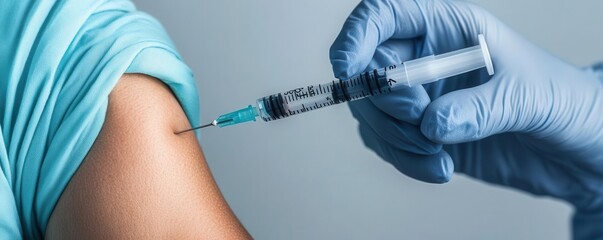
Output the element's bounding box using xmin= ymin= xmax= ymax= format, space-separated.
xmin=421 ymin=99 xmax=479 ymax=144
xmin=329 ymin=54 xmax=359 ymax=80
xmin=369 ymin=85 xmax=430 ymax=125
xmin=423 ymin=151 xmax=454 ymax=184
xmin=388 ymin=148 xmax=454 ymax=184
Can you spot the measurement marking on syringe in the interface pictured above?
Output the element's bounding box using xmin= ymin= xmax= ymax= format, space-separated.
xmin=360 ymin=91 xmax=368 ymax=98
xmin=362 ymin=73 xmax=373 ymax=95
xmin=374 ymin=70 xmax=383 ymax=94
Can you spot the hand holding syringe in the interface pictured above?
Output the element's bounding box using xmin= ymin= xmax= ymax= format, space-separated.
xmin=177 ymin=34 xmax=493 ymax=134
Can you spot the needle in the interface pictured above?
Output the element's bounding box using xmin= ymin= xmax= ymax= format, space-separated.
xmin=175 ymin=120 xmax=217 ymax=134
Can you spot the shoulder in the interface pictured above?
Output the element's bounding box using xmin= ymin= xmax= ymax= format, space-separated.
xmin=108 ymin=73 xmax=192 ymax=133
xmin=45 ymin=74 xmax=250 ymax=239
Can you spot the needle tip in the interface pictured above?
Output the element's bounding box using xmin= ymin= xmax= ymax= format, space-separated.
xmin=175 ymin=121 xmax=216 ymax=134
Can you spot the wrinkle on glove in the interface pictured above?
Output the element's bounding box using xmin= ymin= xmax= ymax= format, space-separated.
xmin=0 ymin=0 xmax=200 ymax=238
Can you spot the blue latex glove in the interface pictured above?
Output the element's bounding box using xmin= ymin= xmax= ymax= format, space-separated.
xmin=330 ymin=0 xmax=603 ymax=238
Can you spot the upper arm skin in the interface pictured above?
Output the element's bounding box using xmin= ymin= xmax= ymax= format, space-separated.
xmin=45 ymin=74 xmax=251 ymax=239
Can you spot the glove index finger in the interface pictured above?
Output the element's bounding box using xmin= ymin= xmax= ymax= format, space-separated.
xmin=329 ymin=0 xmax=426 ymax=79
xmin=370 ymin=86 xmax=430 ymax=125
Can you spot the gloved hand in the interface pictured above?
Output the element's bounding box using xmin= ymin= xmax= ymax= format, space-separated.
xmin=329 ymin=0 xmax=603 ymax=238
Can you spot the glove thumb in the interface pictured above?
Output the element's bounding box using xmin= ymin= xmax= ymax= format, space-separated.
xmin=420 ymin=74 xmax=535 ymax=144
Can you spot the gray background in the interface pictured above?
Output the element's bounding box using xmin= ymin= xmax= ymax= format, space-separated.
xmin=133 ymin=0 xmax=603 ymax=239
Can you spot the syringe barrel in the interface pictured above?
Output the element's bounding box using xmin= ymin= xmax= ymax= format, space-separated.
xmin=256 ymin=70 xmax=391 ymax=122
xmin=255 ymin=34 xmax=493 ymax=123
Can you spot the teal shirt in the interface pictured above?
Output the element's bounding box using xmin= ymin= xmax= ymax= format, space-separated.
xmin=0 ymin=0 xmax=201 ymax=238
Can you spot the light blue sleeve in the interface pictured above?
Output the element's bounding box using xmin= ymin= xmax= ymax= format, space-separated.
xmin=0 ymin=0 xmax=201 ymax=239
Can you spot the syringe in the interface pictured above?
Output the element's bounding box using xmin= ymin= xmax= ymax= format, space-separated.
xmin=176 ymin=35 xmax=494 ymax=134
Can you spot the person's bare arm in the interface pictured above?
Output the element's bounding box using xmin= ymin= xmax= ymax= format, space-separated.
xmin=45 ymin=74 xmax=251 ymax=239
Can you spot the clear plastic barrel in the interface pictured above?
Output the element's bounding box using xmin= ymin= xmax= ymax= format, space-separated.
xmin=256 ymin=34 xmax=493 ymax=122
xmin=256 ymin=69 xmax=391 ymax=121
